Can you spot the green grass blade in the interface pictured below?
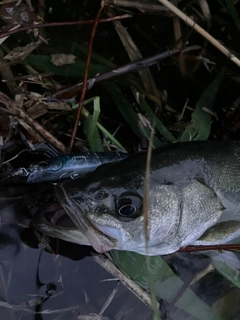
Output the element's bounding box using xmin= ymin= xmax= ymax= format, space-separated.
xmin=83 ymin=96 xmax=104 ymax=152
xmin=111 ymin=251 xmax=222 ymax=320
xmin=181 ymin=71 xmax=224 ymax=142
xmin=212 ymin=259 xmax=240 ymax=288
xmin=26 ymin=54 xmax=110 ymax=78
xmin=46 ymin=34 xmax=116 ymax=69
xmin=104 ymin=82 xmax=164 ymax=147
xmin=138 ymin=95 xmax=176 ymax=143
xmin=224 ymin=0 xmax=240 ymax=31
xmin=72 ymin=99 xmax=127 ymax=152
xmin=71 ymin=99 xmax=127 ymax=152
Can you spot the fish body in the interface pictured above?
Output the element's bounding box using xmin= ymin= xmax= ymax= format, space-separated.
xmin=48 ymin=141 xmax=240 ymax=255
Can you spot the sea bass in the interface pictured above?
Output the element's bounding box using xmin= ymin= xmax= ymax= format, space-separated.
xmin=49 ymin=141 xmax=240 ymax=255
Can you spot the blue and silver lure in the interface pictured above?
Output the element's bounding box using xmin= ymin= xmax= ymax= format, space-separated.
xmin=8 ymin=152 xmax=129 ymax=184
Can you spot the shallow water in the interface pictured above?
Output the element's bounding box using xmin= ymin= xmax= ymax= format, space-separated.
xmin=0 ymin=222 xmax=152 ymax=319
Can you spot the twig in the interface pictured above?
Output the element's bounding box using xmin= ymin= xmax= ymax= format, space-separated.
xmin=179 ymin=243 xmax=240 ymax=252
xmin=107 ymin=7 xmax=161 ymax=105
xmin=0 ymin=14 xmax=132 ymax=39
xmin=99 ymin=282 xmax=119 ymax=316
xmin=2 ymin=149 xmax=27 ymax=165
xmin=157 ymin=0 xmax=240 ymax=68
xmin=0 ymin=92 xmax=67 ymax=153
xmin=106 ymin=0 xmax=172 ymax=15
xmin=69 ymin=1 xmax=105 ymax=150
xmin=49 ymin=45 xmax=201 ymax=100
xmin=93 ymin=253 xmax=154 ymax=308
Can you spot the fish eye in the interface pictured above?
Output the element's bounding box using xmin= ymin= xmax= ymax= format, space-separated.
xmin=119 ymin=204 xmax=136 ymax=217
xmin=116 ymin=192 xmax=142 ymax=218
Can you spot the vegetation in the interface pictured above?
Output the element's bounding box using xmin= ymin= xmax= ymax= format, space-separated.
xmin=1 ymin=0 xmax=240 ymax=319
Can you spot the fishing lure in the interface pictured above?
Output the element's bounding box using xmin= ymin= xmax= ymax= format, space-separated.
xmin=8 ymin=152 xmax=129 ymax=184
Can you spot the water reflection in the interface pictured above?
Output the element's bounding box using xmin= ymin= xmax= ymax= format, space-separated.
xmin=0 ymin=198 xmax=152 ymax=320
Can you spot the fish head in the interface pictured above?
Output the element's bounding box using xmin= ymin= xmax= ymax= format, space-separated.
xmin=55 ymin=162 xmax=149 ymax=254
xmin=55 ymin=155 xmax=224 ymax=256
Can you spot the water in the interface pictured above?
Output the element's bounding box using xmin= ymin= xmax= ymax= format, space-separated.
xmin=0 ymin=215 xmax=152 ymax=320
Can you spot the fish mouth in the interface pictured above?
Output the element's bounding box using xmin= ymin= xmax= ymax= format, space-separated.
xmin=55 ymin=184 xmax=118 ymax=253
xmin=33 ymin=201 xmax=92 ymax=246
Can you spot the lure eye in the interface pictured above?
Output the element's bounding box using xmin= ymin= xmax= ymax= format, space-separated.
xmin=116 ymin=192 xmax=142 ymax=218
xmin=38 ymin=161 xmax=49 ymax=167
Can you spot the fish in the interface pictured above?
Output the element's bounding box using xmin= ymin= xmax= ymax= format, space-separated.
xmin=36 ymin=141 xmax=240 ymax=256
